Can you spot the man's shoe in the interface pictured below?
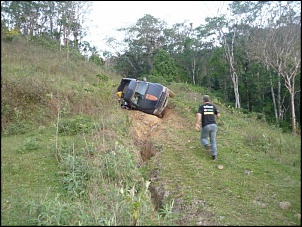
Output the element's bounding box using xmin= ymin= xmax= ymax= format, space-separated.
xmin=212 ymin=155 xmax=218 ymax=161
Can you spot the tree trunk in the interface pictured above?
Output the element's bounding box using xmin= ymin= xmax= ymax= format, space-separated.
xmin=191 ymin=58 xmax=196 ymax=85
xmin=277 ymin=73 xmax=282 ymax=121
xmin=290 ymin=92 xmax=297 ymax=135
xmin=221 ymin=28 xmax=241 ymax=108
xmin=268 ymin=68 xmax=279 ymax=125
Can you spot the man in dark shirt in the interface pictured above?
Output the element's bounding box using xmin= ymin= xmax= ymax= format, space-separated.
xmin=195 ymin=95 xmax=221 ymax=161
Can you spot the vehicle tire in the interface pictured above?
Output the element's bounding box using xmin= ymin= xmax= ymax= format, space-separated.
xmin=169 ymin=89 xmax=175 ymax=98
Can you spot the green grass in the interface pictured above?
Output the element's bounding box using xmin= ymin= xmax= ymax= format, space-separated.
xmin=1 ymin=37 xmax=301 ymax=226
xmin=1 ymin=128 xmax=65 ymax=225
xmin=146 ymin=83 xmax=301 ymax=225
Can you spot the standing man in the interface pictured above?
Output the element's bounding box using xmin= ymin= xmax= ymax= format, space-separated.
xmin=195 ymin=95 xmax=221 ymax=161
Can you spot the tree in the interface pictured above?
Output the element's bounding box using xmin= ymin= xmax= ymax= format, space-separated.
xmin=113 ymin=14 xmax=168 ymax=77
xmin=170 ymin=22 xmax=204 ymax=85
xmin=151 ymin=49 xmax=181 ymax=83
xmin=1 ymin=1 xmax=92 ymax=55
xmin=203 ymin=16 xmax=241 ymax=108
xmin=247 ymin=25 xmax=301 ymax=135
xmin=241 ymin=1 xmax=301 ymax=135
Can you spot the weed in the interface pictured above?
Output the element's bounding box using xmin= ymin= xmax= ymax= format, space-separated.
xmin=58 ymin=115 xmax=97 ymax=135
xmin=159 ymin=199 xmax=175 ymax=220
xmin=1 ymin=37 xmax=300 ymax=226
xmin=16 ymin=137 xmax=41 ymax=154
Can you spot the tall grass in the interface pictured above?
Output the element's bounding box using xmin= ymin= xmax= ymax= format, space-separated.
xmin=146 ymin=82 xmax=301 ymax=226
xmin=1 ymin=37 xmax=176 ymax=225
xmin=1 ymin=37 xmax=300 ymax=226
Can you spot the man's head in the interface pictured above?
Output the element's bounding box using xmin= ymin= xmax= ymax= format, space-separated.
xmin=203 ymin=95 xmax=210 ymax=103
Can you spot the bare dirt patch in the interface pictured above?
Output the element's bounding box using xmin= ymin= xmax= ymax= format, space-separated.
xmin=127 ymin=104 xmax=179 ymax=162
xmin=126 ymin=105 xmax=217 ymax=226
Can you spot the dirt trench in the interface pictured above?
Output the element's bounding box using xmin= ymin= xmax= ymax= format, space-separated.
xmin=128 ymin=107 xmax=183 ymax=220
xmin=127 ymin=105 xmax=217 ymax=226
xmin=128 ymin=104 xmax=179 ymax=159
xmin=127 ymin=107 xmax=174 ymax=208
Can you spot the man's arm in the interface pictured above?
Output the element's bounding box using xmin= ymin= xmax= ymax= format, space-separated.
xmin=195 ymin=113 xmax=201 ymax=131
xmin=215 ymin=106 xmax=221 ymax=118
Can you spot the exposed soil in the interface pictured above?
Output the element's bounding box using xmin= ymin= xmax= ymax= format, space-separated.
xmin=127 ymin=104 xmax=217 ymax=226
xmin=128 ymin=107 xmax=174 ymax=162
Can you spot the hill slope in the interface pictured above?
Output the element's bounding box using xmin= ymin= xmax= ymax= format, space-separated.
xmin=1 ymin=37 xmax=301 ymax=226
xmin=122 ymin=88 xmax=301 ymax=225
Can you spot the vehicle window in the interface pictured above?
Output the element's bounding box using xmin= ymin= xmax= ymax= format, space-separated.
xmin=136 ymin=82 xmax=148 ymax=95
xmin=123 ymin=80 xmax=136 ymax=101
xmin=132 ymin=82 xmax=148 ymax=105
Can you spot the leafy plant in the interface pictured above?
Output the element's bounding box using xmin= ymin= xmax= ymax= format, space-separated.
xmin=58 ymin=115 xmax=97 ymax=135
xmin=16 ymin=137 xmax=41 ymax=154
xmin=1 ymin=35 xmax=300 ymax=227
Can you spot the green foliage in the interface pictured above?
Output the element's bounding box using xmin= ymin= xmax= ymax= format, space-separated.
xmin=16 ymin=136 xmax=41 ymax=154
xmin=147 ymin=74 xmax=169 ymax=85
xmin=89 ymin=53 xmax=104 ymax=66
xmin=151 ymin=49 xmax=181 ymax=83
xmin=2 ymin=106 xmax=33 ymax=135
xmin=101 ymin=143 xmax=140 ymax=185
xmin=1 ymin=128 xmax=64 ymax=225
xmin=1 ymin=36 xmax=106 ymax=134
xmin=2 ymin=28 xmax=21 ymax=42
xmin=1 ymin=35 xmax=300 ymax=226
xmin=58 ymin=115 xmax=97 ymax=135
xmin=96 ymin=73 xmax=109 ymax=81
xmin=60 ymin=153 xmax=91 ymax=198
xmin=27 ymin=195 xmax=80 ymax=225
xmin=29 ymin=35 xmax=61 ymax=49
xmin=159 ymin=199 xmax=175 ymax=220
xmin=3 ymin=120 xmax=32 ymax=135
xmin=1 ymin=77 xmax=51 ymax=120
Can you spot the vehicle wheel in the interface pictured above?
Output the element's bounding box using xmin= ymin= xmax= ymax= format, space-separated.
xmin=169 ymin=90 xmax=175 ymax=98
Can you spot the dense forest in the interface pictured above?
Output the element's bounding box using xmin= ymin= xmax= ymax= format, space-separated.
xmin=1 ymin=1 xmax=301 ymax=135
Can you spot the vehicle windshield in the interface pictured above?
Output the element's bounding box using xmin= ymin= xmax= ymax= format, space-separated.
xmin=132 ymin=82 xmax=148 ymax=105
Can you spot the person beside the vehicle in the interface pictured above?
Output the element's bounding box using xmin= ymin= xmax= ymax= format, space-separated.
xmin=116 ymin=91 xmax=130 ymax=109
xmin=116 ymin=91 xmax=122 ymax=99
xmin=195 ymin=95 xmax=221 ymax=161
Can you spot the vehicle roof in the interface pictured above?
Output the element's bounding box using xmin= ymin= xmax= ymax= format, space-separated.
xmin=122 ymin=78 xmax=165 ymax=87
xmin=122 ymin=77 xmax=136 ymax=81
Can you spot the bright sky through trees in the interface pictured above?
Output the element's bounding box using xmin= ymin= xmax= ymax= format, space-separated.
xmin=83 ymin=1 xmax=229 ymax=53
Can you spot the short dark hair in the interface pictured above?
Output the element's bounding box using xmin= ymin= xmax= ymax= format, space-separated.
xmin=203 ymin=95 xmax=210 ymax=102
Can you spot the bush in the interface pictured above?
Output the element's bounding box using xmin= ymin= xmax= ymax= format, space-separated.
xmin=58 ymin=115 xmax=97 ymax=135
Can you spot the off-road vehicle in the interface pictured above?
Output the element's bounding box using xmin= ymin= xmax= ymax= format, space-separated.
xmin=116 ymin=78 xmax=175 ymax=117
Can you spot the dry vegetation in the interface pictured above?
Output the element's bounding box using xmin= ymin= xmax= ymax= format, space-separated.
xmin=1 ymin=37 xmax=301 ymax=226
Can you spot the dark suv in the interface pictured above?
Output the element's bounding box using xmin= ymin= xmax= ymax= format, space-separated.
xmin=116 ymin=78 xmax=175 ymax=117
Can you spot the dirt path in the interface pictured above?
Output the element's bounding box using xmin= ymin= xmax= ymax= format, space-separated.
xmin=126 ymin=106 xmax=217 ymax=226
xmin=128 ymin=107 xmax=176 ymax=162
xmin=125 ymin=105 xmax=215 ymax=226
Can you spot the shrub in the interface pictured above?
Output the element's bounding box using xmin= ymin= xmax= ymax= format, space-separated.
xmin=58 ymin=115 xmax=97 ymax=135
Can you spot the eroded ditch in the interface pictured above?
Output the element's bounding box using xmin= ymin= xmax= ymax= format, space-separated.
xmin=128 ymin=106 xmax=176 ymax=215
xmin=128 ymin=106 xmax=217 ymax=226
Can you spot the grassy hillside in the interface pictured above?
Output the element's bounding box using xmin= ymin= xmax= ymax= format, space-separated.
xmin=1 ymin=37 xmax=301 ymax=226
